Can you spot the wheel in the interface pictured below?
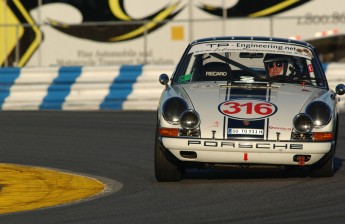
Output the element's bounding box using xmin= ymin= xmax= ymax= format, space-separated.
xmin=154 ymin=128 xmax=182 ymax=182
xmin=311 ymin=149 xmax=335 ymax=177
xmin=311 ymin=117 xmax=339 ymax=178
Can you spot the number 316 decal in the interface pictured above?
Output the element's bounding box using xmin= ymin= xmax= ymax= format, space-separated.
xmin=218 ymin=99 xmax=278 ymax=120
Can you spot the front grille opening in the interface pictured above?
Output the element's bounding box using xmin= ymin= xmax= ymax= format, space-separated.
xmin=180 ymin=151 xmax=197 ymax=159
xmin=293 ymin=155 xmax=311 ymax=163
xmin=291 ymin=132 xmax=313 ymax=140
xmin=179 ymin=129 xmax=200 ymax=137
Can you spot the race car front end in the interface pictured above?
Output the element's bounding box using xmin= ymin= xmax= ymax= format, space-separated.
xmin=154 ymin=36 xmax=345 ymax=182
xmin=157 ymin=83 xmax=337 ymax=176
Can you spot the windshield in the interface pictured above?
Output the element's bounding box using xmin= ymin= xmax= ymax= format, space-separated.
xmin=174 ymin=41 xmax=326 ymax=87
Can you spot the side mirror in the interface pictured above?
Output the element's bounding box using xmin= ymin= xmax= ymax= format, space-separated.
xmin=159 ymin=74 xmax=169 ymax=89
xmin=336 ymin=84 xmax=345 ymax=95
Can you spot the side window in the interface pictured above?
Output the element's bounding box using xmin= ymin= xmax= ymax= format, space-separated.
xmin=175 ymin=53 xmax=193 ymax=83
xmin=298 ymin=58 xmax=311 ymax=80
xmin=309 ymin=59 xmax=326 ymax=87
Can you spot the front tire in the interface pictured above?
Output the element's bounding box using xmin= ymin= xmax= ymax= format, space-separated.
xmin=154 ymin=129 xmax=182 ymax=182
xmin=311 ymin=148 xmax=335 ymax=177
xmin=311 ymin=117 xmax=338 ymax=178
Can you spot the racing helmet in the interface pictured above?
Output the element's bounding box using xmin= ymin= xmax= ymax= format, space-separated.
xmin=263 ymin=54 xmax=293 ymax=77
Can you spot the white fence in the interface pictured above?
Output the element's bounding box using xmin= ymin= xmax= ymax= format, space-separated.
xmin=0 ymin=65 xmax=167 ymax=110
xmin=0 ymin=63 xmax=344 ymax=111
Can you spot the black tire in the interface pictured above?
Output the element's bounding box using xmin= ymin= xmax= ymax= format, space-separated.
xmin=154 ymin=129 xmax=182 ymax=182
xmin=311 ymin=148 xmax=335 ymax=177
xmin=311 ymin=116 xmax=339 ymax=178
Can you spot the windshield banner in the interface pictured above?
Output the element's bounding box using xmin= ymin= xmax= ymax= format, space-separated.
xmin=190 ymin=41 xmax=313 ymax=59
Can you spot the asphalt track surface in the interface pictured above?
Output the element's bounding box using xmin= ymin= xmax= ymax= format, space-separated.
xmin=0 ymin=111 xmax=345 ymax=224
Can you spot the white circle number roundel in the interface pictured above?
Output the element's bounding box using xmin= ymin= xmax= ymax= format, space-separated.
xmin=218 ymin=99 xmax=278 ymax=120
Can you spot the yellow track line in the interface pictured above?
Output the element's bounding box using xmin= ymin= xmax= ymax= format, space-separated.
xmin=0 ymin=163 xmax=106 ymax=215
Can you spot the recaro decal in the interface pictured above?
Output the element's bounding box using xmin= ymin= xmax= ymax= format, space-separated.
xmin=206 ymin=72 xmax=227 ymax=76
xmin=218 ymin=99 xmax=278 ymax=120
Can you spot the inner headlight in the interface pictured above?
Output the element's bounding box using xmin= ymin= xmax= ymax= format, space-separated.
xmin=306 ymin=101 xmax=331 ymax=126
xmin=180 ymin=110 xmax=200 ymax=129
xmin=293 ymin=113 xmax=313 ymax=133
xmin=162 ymin=97 xmax=188 ymax=124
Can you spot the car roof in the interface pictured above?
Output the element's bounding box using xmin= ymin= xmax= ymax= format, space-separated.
xmin=190 ymin=36 xmax=315 ymax=49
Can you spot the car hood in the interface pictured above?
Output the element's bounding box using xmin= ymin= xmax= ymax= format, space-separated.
xmin=174 ymin=82 xmax=327 ymax=140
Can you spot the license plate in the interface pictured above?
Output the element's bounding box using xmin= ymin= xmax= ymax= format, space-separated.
xmin=228 ymin=128 xmax=264 ymax=135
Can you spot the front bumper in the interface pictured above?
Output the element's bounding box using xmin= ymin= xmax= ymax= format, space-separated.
xmin=161 ymin=137 xmax=333 ymax=166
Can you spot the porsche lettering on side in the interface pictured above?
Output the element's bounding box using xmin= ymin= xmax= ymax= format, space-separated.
xmin=186 ymin=140 xmax=304 ymax=150
xmin=155 ymin=36 xmax=345 ymax=182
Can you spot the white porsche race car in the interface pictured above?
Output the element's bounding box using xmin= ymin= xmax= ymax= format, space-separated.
xmin=155 ymin=36 xmax=345 ymax=182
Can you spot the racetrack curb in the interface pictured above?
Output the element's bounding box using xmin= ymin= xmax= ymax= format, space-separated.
xmin=0 ymin=163 xmax=122 ymax=215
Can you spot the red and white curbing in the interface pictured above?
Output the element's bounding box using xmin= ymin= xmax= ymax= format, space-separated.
xmin=289 ymin=28 xmax=340 ymax=41
xmin=315 ymin=28 xmax=339 ymax=38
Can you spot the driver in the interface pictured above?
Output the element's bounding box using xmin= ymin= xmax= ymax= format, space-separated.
xmin=263 ymin=54 xmax=290 ymax=77
xmin=267 ymin=61 xmax=285 ymax=77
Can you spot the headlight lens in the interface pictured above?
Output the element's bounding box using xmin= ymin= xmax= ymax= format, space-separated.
xmin=162 ymin=97 xmax=188 ymax=124
xmin=306 ymin=101 xmax=331 ymax=126
xmin=293 ymin=113 xmax=313 ymax=133
xmin=180 ymin=110 xmax=200 ymax=129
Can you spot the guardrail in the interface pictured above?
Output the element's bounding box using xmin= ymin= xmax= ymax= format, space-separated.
xmin=0 ymin=64 xmax=344 ymax=110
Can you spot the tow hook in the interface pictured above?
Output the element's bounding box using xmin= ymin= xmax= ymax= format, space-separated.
xmin=293 ymin=155 xmax=311 ymax=166
xmin=276 ymin=132 xmax=280 ymax=141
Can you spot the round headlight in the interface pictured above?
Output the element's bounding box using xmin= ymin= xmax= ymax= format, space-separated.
xmin=162 ymin=97 xmax=188 ymax=124
xmin=293 ymin=113 xmax=314 ymax=133
xmin=180 ymin=110 xmax=200 ymax=130
xmin=306 ymin=101 xmax=331 ymax=126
